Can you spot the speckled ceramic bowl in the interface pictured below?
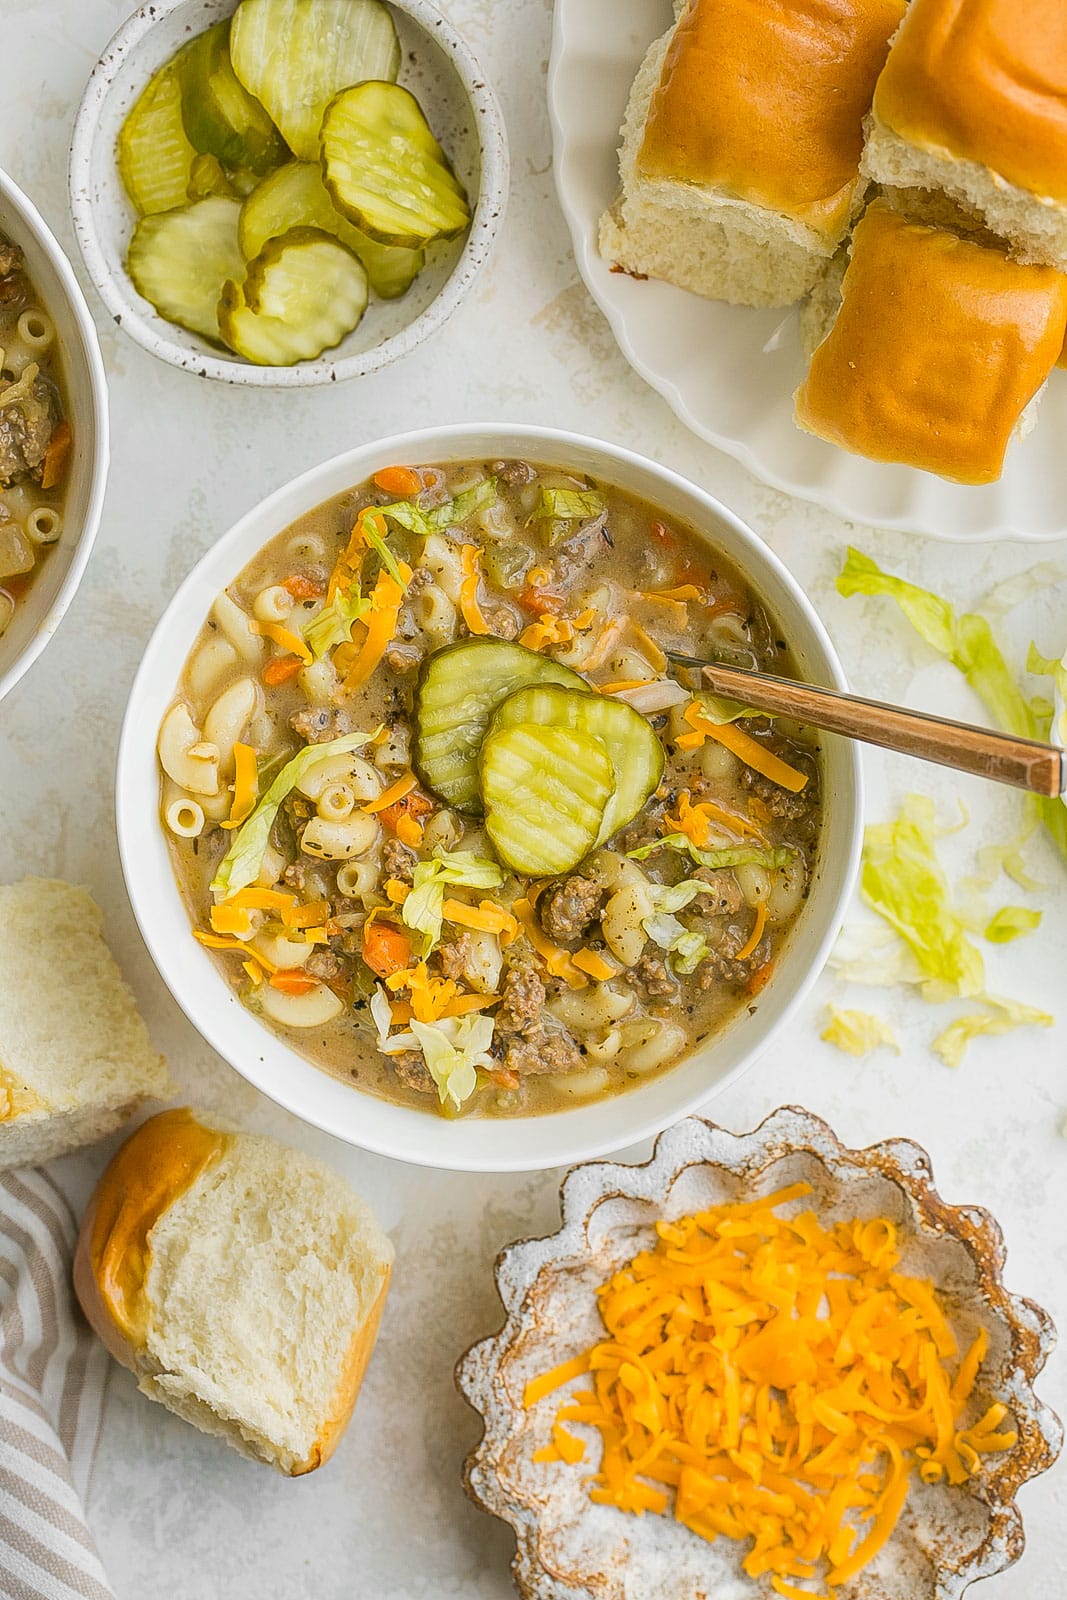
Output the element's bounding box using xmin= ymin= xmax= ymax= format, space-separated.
xmin=68 ymin=0 xmax=507 ymax=387
xmin=116 ymin=424 xmax=861 ymax=1172
xmin=0 ymin=167 xmax=109 ymax=706
xmin=457 ymin=1108 xmax=1062 ymax=1599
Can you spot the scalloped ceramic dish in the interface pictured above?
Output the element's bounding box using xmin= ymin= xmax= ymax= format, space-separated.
xmin=69 ymin=0 xmax=507 ymax=387
xmin=458 ymin=1108 xmax=1061 ymax=1598
xmin=548 ymin=0 xmax=1067 ymax=540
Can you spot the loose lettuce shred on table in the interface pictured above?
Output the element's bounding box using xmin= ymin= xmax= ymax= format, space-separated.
xmin=829 ymin=550 xmax=1062 ymax=1065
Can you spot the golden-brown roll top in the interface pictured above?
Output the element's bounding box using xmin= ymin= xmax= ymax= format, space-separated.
xmin=74 ymin=1109 xmax=228 ymax=1359
xmin=875 ymin=0 xmax=1067 ymax=207
xmin=637 ymin=0 xmax=906 ymax=240
xmin=795 ymin=202 xmax=1067 ymax=484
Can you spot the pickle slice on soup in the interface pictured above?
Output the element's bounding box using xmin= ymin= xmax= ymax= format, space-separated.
xmin=481 ymin=723 xmax=615 ymax=878
xmin=413 ymin=639 xmax=587 ymax=815
xmin=488 ymin=683 xmax=664 ymax=843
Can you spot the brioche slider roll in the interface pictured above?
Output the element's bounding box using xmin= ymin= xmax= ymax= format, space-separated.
xmin=795 ymin=202 xmax=1067 ymax=484
xmin=74 ymin=1109 xmax=394 ymax=1475
xmin=599 ymin=0 xmax=905 ymax=307
xmin=865 ymin=0 xmax=1067 ymax=269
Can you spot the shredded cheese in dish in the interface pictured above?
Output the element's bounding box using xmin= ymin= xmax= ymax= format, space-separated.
xmin=525 ymin=1184 xmax=1016 ymax=1597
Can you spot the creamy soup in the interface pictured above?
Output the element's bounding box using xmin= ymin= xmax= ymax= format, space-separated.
xmin=0 ymin=232 xmax=71 ymax=639
xmin=158 ymin=460 xmax=822 ymax=1118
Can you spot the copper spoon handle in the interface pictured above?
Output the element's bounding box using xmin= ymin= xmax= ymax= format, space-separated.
xmin=669 ymin=656 xmax=1066 ymax=798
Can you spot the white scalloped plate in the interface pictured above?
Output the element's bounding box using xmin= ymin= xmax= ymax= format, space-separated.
xmin=548 ymin=0 xmax=1067 ymax=541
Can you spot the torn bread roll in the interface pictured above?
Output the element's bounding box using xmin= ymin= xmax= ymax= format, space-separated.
xmin=795 ymin=201 xmax=1067 ymax=484
xmin=599 ymin=0 xmax=906 ymax=306
xmin=864 ymin=0 xmax=1067 ymax=269
xmin=74 ymin=1108 xmax=394 ymax=1475
xmin=0 ymin=877 xmax=169 ymax=1168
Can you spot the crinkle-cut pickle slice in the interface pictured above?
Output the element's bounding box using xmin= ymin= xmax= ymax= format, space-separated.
xmin=117 ymin=56 xmax=197 ymax=216
xmin=481 ymin=722 xmax=615 ymax=878
xmin=179 ymin=19 xmax=287 ymax=176
xmin=229 ymin=0 xmax=400 ymax=161
xmin=321 ymin=80 xmax=471 ymax=249
xmin=239 ymin=160 xmax=424 ymax=298
xmin=413 ymin=639 xmax=587 ymax=815
xmin=489 ymin=683 xmax=664 ymax=844
xmin=219 ymin=226 xmax=369 ymax=364
xmin=127 ymin=197 xmax=244 ymax=343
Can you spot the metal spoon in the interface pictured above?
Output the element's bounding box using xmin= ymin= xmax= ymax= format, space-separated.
xmin=666 ymin=654 xmax=1066 ymax=798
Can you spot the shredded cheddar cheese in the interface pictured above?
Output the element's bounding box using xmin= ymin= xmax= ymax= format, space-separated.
xmin=525 ymin=1186 xmax=1016 ymax=1596
xmin=385 ymin=961 xmax=496 ymax=1023
xmin=512 ymin=897 xmax=590 ymax=989
xmin=572 ymin=948 xmax=618 ymax=981
xmin=221 ymin=742 xmax=259 ymax=830
xmin=665 ymin=789 xmax=767 ymax=847
xmin=735 ymin=900 xmax=768 ymax=961
xmin=520 ymin=608 xmax=598 ymax=653
xmin=442 ymin=898 xmax=520 ymax=941
xmin=251 ymin=620 xmax=312 ymax=664
xmin=341 ymin=569 xmax=405 ymax=690
xmin=459 ymin=545 xmax=492 ymax=635
xmin=676 ymin=702 xmax=809 ymax=794
xmin=363 ymin=770 xmax=418 ymax=814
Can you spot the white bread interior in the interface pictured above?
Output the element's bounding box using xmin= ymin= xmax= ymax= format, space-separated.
xmin=97 ymin=1129 xmax=392 ymax=1474
xmin=0 ymin=878 xmax=169 ymax=1168
xmin=598 ymin=30 xmax=830 ymax=308
xmin=862 ymin=113 xmax=1067 ymax=271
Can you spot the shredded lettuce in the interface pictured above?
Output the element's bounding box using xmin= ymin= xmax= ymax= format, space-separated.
xmin=696 ymin=693 xmax=771 ymax=725
xmin=368 ymin=478 xmax=498 ymax=541
xmin=410 ymin=1014 xmax=495 ymax=1109
xmin=639 ymin=880 xmax=711 ymax=973
xmin=433 ymin=478 xmax=499 ymax=528
xmin=829 ymin=923 xmax=927 ymax=989
xmin=211 ymin=731 xmax=373 ymax=898
xmin=821 ymin=1005 xmax=899 ymax=1057
xmin=933 ymin=997 xmax=1053 ymax=1068
xmin=860 ymin=796 xmax=984 ymax=1003
xmin=304 ymin=582 xmax=371 ymax=659
xmin=531 ymin=487 xmax=606 ymax=523
xmin=838 ymin=548 xmax=1067 ymax=864
xmin=629 ymin=834 xmax=794 ymax=871
xmin=843 ymin=794 xmax=1051 ymax=1063
xmin=363 ymin=523 xmax=405 ymax=585
xmin=369 ymin=986 xmax=412 ymax=1055
xmin=402 ymin=849 xmax=503 ymax=955
xmin=984 ymin=907 xmax=1042 ymax=943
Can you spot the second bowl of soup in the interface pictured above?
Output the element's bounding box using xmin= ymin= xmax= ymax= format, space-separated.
xmin=118 ymin=426 xmax=860 ymax=1170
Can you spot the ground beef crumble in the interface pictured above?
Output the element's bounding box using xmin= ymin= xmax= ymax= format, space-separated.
xmin=438 ymin=933 xmax=474 ymax=981
xmin=538 ymin=875 xmax=604 ymax=943
xmin=502 ymin=1028 xmax=583 ymax=1076
xmin=391 ymin=1050 xmax=435 ymax=1094
xmin=495 ymin=966 xmax=545 ymax=1032
xmin=635 ymin=953 xmax=676 ymax=997
xmin=381 ymin=837 xmax=419 ymax=884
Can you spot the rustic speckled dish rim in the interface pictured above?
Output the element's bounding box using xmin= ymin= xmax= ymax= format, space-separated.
xmin=457 ymin=1107 xmax=1063 ymax=1598
xmin=116 ymin=424 xmax=862 ymax=1172
xmin=0 ymin=168 xmax=109 ymax=707
xmin=67 ymin=0 xmax=508 ymax=388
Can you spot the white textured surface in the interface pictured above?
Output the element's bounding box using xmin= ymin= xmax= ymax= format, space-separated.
xmin=1 ymin=2 xmax=1065 ymax=1596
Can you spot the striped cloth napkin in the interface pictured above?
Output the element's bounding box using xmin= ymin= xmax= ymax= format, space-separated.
xmin=0 ymin=1169 xmax=114 ymax=1600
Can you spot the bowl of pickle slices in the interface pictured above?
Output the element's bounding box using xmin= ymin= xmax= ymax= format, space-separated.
xmin=70 ymin=0 xmax=508 ymax=385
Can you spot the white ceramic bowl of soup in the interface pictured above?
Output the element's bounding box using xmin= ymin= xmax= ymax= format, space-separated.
xmin=0 ymin=169 xmax=109 ymax=707
xmin=69 ymin=0 xmax=507 ymax=387
xmin=117 ymin=425 xmax=862 ymax=1171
